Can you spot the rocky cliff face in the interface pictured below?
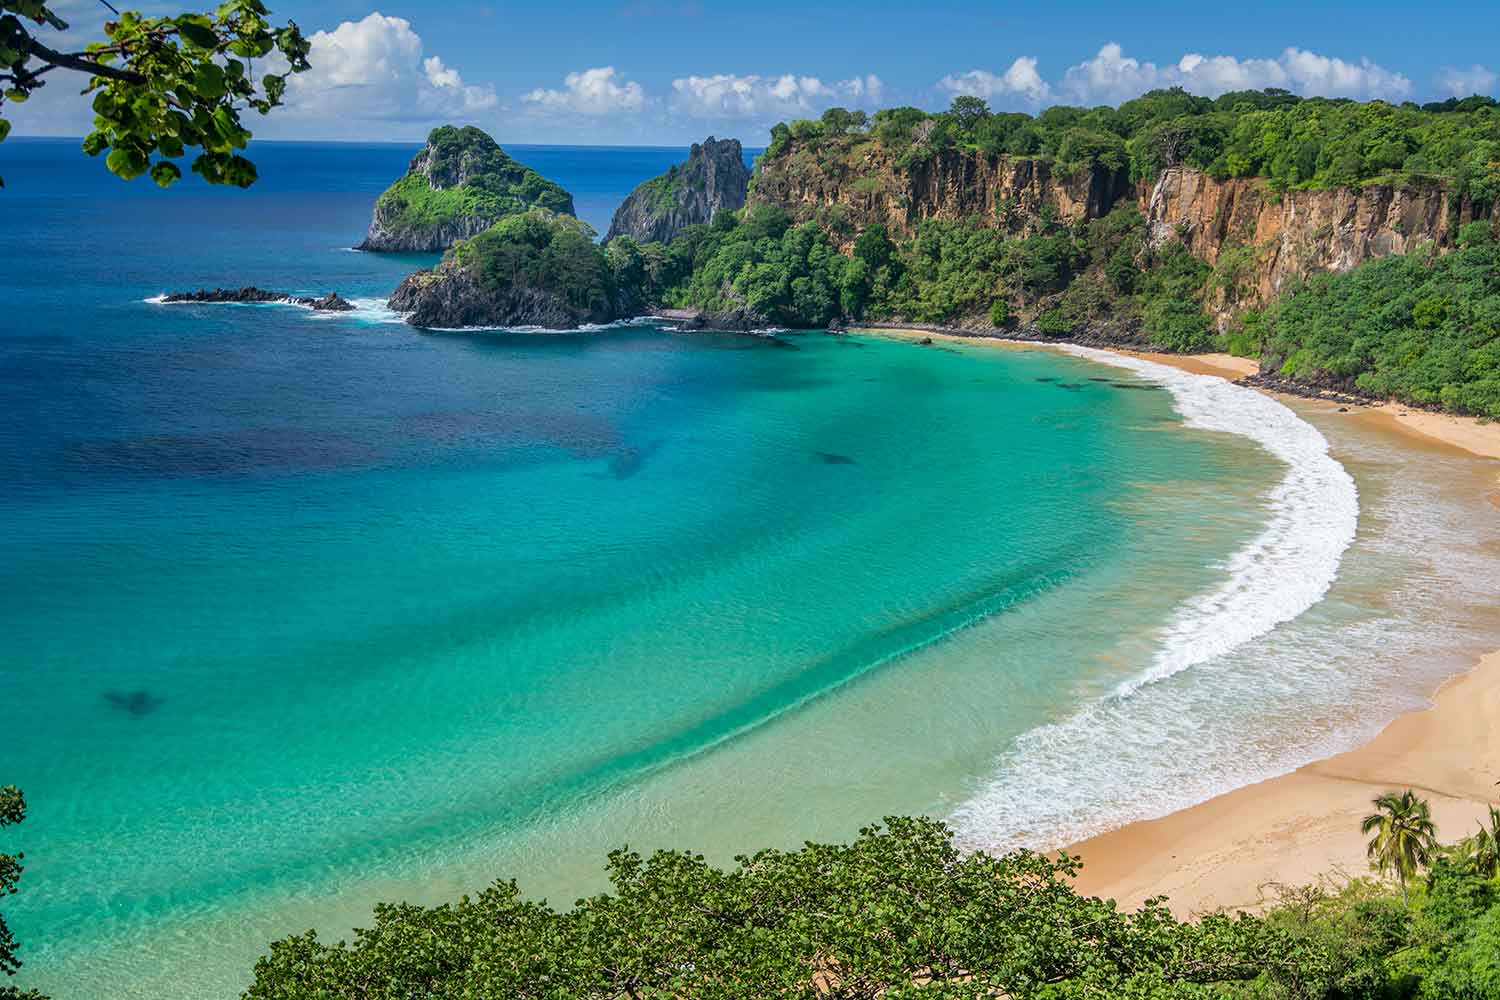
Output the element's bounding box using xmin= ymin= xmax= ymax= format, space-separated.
xmin=1140 ymin=168 xmax=1500 ymax=315
xmin=751 ymin=141 xmax=1500 ymax=317
xmin=749 ymin=143 xmax=1129 ymax=246
xmin=358 ymin=125 xmax=574 ymax=253
xmin=606 ymin=137 xmax=751 ymax=244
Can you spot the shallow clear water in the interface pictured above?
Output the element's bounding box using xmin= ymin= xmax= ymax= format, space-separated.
xmin=2 ymin=140 xmax=1497 ymax=1000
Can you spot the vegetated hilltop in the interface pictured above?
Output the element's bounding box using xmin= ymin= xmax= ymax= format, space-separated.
xmin=387 ymin=210 xmax=622 ymax=328
xmin=606 ymin=136 xmax=751 ymax=245
xmin=358 ymin=126 xmax=575 ymax=252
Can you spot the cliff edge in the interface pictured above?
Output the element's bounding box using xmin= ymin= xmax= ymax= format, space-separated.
xmin=606 ymin=137 xmax=751 ymax=244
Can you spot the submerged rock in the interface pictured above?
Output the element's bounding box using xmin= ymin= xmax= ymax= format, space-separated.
xmin=606 ymin=137 xmax=751 ymax=245
xmin=358 ymin=125 xmax=574 ymax=253
xmin=162 ymin=287 xmax=355 ymax=311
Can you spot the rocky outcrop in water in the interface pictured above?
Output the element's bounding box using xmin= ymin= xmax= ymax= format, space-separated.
xmin=357 ymin=125 xmax=574 ymax=253
xmin=163 ymin=287 xmax=355 ymax=311
xmin=387 ymin=210 xmax=618 ymax=329
xmin=606 ymin=137 xmax=751 ymax=244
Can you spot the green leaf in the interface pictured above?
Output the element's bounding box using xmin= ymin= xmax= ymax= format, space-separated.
xmin=192 ymin=63 xmax=227 ymax=100
xmin=175 ymin=17 xmax=220 ymax=50
xmin=5 ymin=89 xmax=27 ymax=103
xmin=80 ymin=132 xmax=107 ymax=156
xmin=149 ymin=161 xmax=182 ymax=188
xmin=105 ymin=146 xmax=148 ymax=180
xmin=0 ymin=119 xmax=10 ymax=143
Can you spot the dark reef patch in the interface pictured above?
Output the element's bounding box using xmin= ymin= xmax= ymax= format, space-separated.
xmin=814 ymin=451 xmax=857 ymax=465
xmin=104 ymin=690 xmax=164 ymax=717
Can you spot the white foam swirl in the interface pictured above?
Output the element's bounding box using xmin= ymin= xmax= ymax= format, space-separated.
xmin=951 ymin=347 xmax=1359 ymax=851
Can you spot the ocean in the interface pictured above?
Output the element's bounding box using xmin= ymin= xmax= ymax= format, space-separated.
xmin=3 ymin=138 xmax=1498 ymax=999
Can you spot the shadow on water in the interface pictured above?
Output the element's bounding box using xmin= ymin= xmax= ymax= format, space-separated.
xmin=103 ymin=690 xmax=165 ymax=718
xmin=603 ymin=440 xmax=663 ymax=480
xmin=813 ymin=451 xmax=857 ymax=466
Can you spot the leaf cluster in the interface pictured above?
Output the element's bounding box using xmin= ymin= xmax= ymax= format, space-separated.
xmin=0 ymin=0 xmax=311 ymax=188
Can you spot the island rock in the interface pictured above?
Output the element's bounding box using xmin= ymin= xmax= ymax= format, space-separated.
xmin=358 ymin=126 xmax=575 ymax=253
xmin=605 ymin=137 xmax=750 ymax=245
xmin=388 ymin=210 xmax=620 ymax=329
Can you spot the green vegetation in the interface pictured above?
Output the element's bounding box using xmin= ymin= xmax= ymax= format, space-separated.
xmin=451 ymin=210 xmax=617 ymax=317
xmin=371 ymin=126 xmax=573 ymax=239
xmin=244 ymin=794 xmax=1500 ymax=1000
xmin=767 ymin=88 xmax=1500 ymax=198
xmin=1 ymin=785 xmax=44 ymax=1000
xmin=1264 ymin=222 xmax=1500 ymax=417
xmin=0 ymin=0 xmax=310 ymax=188
xmin=619 ymin=200 xmax=1218 ymax=350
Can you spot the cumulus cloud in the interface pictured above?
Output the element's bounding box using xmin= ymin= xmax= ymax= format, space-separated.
xmin=937 ymin=58 xmax=1052 ymax=106
xmin=522 ymin=67 xmax=647 ymax=115
xmin=1055 ymin=43 xmax=1412 ymax=104
xmin=669 ymin=73 xmax=884 ymax=119
xmin=1433 ymin=64 xmax=1498 ymax=98
xmin=278 ymin=13 xmax=497 ymax=123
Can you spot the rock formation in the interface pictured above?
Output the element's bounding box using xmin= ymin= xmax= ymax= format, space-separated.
xmin=358 ymin=126 xmax=574 ymax=253
xmin=606 ymin=137 xmax=751 ymax=244
xmin=162 ymin=287 xmax=355 ymax=311
xmin=388 ymin=210 xmax=618 ymax=329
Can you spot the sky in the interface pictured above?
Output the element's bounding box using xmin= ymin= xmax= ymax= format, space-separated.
xmin=12 ymin=0 xmax=1500 ymax=147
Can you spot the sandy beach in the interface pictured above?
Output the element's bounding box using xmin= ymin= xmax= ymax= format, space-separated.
xmin=860 ymin=329 xmax=1500 ymax=915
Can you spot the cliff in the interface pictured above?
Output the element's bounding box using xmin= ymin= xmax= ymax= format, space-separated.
xmin=748 ymin=140 xmax=1129 ymax=245
xmin=748 ymin=139 xmax=1496 ymax=316
xmin=1141 ymin=168 xmax=1500 ymax=316
xmin=388 ymin=210 xmax=619 ymax=329
xmin=606 ymin=137 xmax=751 ymax=244
xmin=359 ymin=126 xmax=574 ymax=253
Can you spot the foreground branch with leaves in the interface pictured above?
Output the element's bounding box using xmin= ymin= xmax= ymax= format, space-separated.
xmin=0 ymin=0 xmax=309 ymax=187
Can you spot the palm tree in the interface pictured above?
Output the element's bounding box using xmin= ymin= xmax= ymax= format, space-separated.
xmin=1361 ymin=789 xmax=1438 ymax=905
xmin=1471 ymin=805 xmax=1500 ymax=879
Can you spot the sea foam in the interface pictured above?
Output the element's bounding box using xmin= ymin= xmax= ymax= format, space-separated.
xmin=950 ymin=347 xmax=1359 ymax=852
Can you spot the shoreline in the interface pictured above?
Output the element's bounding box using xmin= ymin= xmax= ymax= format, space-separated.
xmin=858 ymin=327 xmax=1500 ymax=915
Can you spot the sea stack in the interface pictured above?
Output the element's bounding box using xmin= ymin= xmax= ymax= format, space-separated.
xmin=357 ymin=125 xmax=575 ymax=253
xmin=605 ymin=137 xmax=751 ymax=245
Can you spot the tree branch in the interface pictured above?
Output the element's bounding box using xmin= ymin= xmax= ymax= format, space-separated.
xmin=26 ymin=37 xmax=148 ymax=85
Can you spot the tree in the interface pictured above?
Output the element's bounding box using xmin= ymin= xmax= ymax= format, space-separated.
xmin=948 ymin=94 xmax=990 ymax=131
xmin=1 ymin=785 xmax=44 ymax=1000
xmin=1470 ymin=805 xmax=1500 ymax=879
xmin=245 ymin=816 xmax=1273 ymax=999
xmin=0 ymin=0 xmax=311 ymax=188
xmin=1362 ymin=789 xmax=1438 ymax=905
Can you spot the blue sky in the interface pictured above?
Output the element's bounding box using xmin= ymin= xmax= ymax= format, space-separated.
xmin=14 ymin=0 xmax=1500 ymax=145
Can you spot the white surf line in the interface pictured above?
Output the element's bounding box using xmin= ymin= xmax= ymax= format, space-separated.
xmin=949 ymin=345 xmax=1358 ymax=852
xmin=1062 ymin=346 xmax=1359 ymax=697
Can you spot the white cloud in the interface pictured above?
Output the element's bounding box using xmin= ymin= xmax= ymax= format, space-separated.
xmin=278 ymin=13 xmax=497 ymax=123
xmin=522 ymin=67 xmax=646 ymax=115
xmin=1433 ymin=64 xmax=1497 ymax=98
xmin=1055 ymin=43 xmax=1412 ymax=104
xmin=937 ymin=58 xmax=1052 ymax=106
xmin=669 ymin=73 xmax=884 ymax=119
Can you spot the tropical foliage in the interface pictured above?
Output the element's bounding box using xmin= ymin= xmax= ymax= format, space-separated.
xmin=0 ymin=0 xmax=311 ymax=188
xmin=1362 ymin=789 xmax=1439 ymax=905
xmin=0 ymin=785 xmax=44 ymax=1000
xmin=1265 ymin=221 xmax=1500 ymax=417
xmin=766 ymin=88 xmax=1500 ymax=200
xmin=452 ymin=209 xmax=616 ymax=317
xmin=242 ymin=801 xmax=1500 ymax=1000
xmin=370 ymin=125 xmax=575 ymax=239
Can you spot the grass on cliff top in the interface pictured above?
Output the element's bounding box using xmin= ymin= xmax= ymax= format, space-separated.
xmin=375 ymin=126 xmax=574 ymax=236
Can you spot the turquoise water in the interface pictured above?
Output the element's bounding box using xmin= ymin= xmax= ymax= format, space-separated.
xmin=5 ymin=140 xmax=1498 ymax=999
